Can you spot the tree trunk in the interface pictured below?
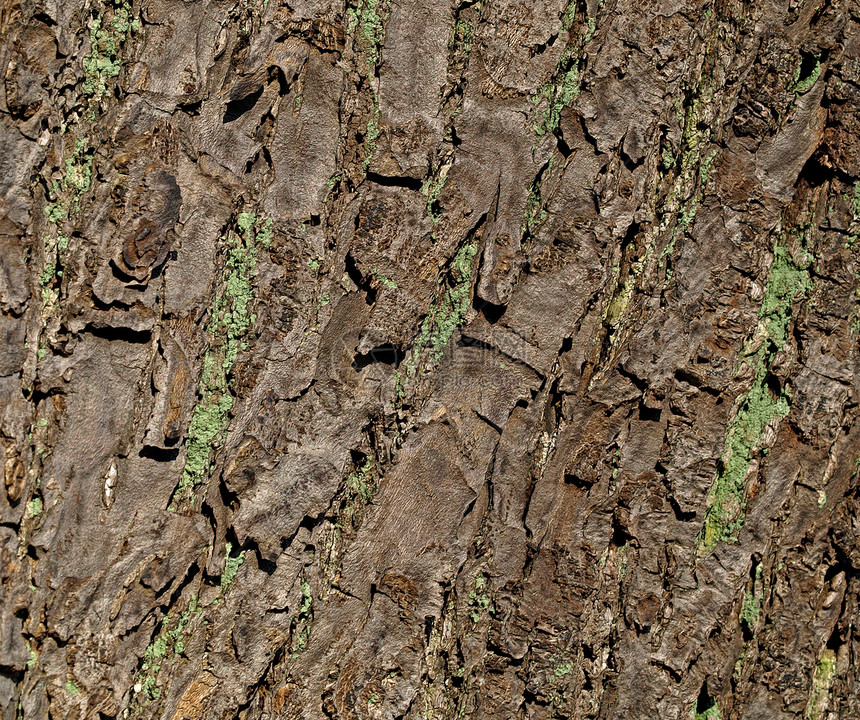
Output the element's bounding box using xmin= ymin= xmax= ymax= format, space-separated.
xmin=1 ymin=0 xmax=859 ymax=718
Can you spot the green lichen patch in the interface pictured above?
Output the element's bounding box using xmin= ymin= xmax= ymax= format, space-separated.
xmin=661 ymin=84 xmax=718 ymax=245
xmin=467 ymin=574 xmax=493 ymax=624
xmin=82 ymin=0 xmax=139 ymax=100
xmin=698 ymin=239 xmax=813 ymax=554
xmin=850 ymin=182 xmax=860 ymax=222
xmin=394 ymin=238 xmax=478 ymax=404
xmin=676 ymin=148 xmax=718 ymax=234
xmin=171 ymin=213 xmax=271 ymax=508
xmin=532 ymin=46 xmax=582 ymax=137
xmin=129 ymin=595 xmax=202 ymax=713
xmin=320 ymin=455 xmax=379 ymax=592
xmin=26 ymin=497 xmax=43 ymax=518
xmin=595 ymin=31 xmax=727 ymax=368
xmin=220 ymin=542 xmax=245 ymax=593
xmin=759 ymin=245 xmax=813 ymax=346
xmin=522 ymin=175 xmax=546 ymax=237
xmin=290 ymin=578 xmax=314 ymax=656
xmin=699 ymin=364 xmax=790 ymax=550
xmin=422 ymin=238 xmax=478 ymax=362
xmin=790 ymin=53 xmax=822 ymax=95
xmin=740 ymin=589 xmax=760 ymax=629
xmin=733 ymin=650 xmax=747 ymax=681
xmin=554 ymin=662 xmax=574 ymax=677
xmin=740 ymin=565 xmax=764 ymax=631
xmin=561 ymin=1 xmax=577 ymax=30
xmin=421 ymin=163 xmax=451 ymax=222
xmin=40 ymin=138 xmax=92 ymax=315
xmin=358 ymin=0 xmax=385 ymax=68
xmin=844 ymin=182 xmax=860 ymax=251
xmin=129 ymin=595 xmax=203 ymax=716
xmin=694 ymin=701 xmax=722 ymax=720
xmin=845 ymin=183 xmax=860 ymax=331
xmin=42 ymin=140 xmax=91 ymax=245
xmin=662 ymin=147 xmax=676 ymax=170
xmin=531 ymin=3 xmax=594 ymax=137
xmin=345 ymin=456 xmax=376 ymax=503
xmin=347 ymin=0 xmax=389 ymax=73
xmin=805 ymin=649 xmax=837 ymax=720
xmin=345 ymin=0 xmax=389 ymax=175
xmin=372 ymin=268 xmax=397 ymax=290
xmin=522 ymin=155 xmax=564 ymax=247
xmin=450 ymin=17 xmax=475 ymax=55
xmin=58 ymin=139 xmax=94 ymax=214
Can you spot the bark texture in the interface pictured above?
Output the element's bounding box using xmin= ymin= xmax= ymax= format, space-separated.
xmin=1 ymin=0 xmax=860 ymax=719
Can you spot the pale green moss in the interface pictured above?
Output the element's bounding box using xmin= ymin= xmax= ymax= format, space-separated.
xmin=844 ymin=182 xmax=860 ymax=251
xmin=220 ymin=542 xmax=245 ymax=593
xmin=421 ymin=170 xmax=449 ymax=222
xmin=790 ymin=55 xmax=822 ymax=95
xmin=41 ymin=139 xmax=92 ymax=303
xmin=130 ymin=595 xmax=201 ymax=712
xmin=65 ymin=679 xmax=79 ymax=695
xmin=320 ymin=455 xmax=379 ymax=591
xmin=532 ymin=47 xmax=581 ymax=137
xmin=421 ymin=239 xmax=477 ymax=362
xmin=26 ymin=497 xmax=43 ymax=518
xmin=372 ymin=269 xmax=397 ymax=290
xmin=172 ymin=214 xmax=271 ymax=507
xmin=699 ymin=241 xmax=812 ymax=553
xmin=467 ymin=573 xmax=493 ymax=623
xmin=291 ymin=579 xmax=314 ymax=656
xmin=348 ymin=0 xmax=388 ymax=73
xmin=554 ymin=662 xmax=574 ymax=677
xmin=395 ymin=239 xmax=478 ymax=405
xmin=740 ymin=590 xmax=760 ymax=628
xmin=362 ymin=107 xmax=380 ymax=173
xmin=561 ymin=1 xmax=577 ymax=30
xmin=694 ymin=703 xmax=722 ymax=720
xmin=805 ymin=649 xmax=837 ymax=720
xmin=82 ymin=0 xmax=139 ymax=99
xmin=450 ymin=19 xmax=475 ymax=53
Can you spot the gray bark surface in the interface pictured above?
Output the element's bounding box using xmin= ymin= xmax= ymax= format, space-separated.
xmin=1 ymin=1 xmax=859 ymax=719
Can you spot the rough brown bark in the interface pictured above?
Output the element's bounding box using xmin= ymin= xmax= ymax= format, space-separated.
xmin=1 ymin=1 xmax=859 ymax=719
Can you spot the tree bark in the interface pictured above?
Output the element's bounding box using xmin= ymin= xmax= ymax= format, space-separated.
xmin=1 ymin=0 xmax=859 ymax=719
